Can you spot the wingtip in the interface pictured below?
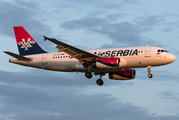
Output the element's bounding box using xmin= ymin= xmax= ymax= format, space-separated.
xmin=3 ymin=51 xmax=8 ymax=54
xmin=43 ymin=36 xmax=49 ymax=41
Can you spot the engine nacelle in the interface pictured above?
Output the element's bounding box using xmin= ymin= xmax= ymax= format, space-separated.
xmin=93 ymin=57 xmax=127 ymax=69
xmin=109 ymin=69 xmax=136 ymax=80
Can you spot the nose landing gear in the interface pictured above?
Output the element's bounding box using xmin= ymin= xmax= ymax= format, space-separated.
xmin=147 ymin=66 xmax=153 ymax=78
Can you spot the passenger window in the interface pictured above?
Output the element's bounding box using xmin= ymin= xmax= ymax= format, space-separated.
xmin=63 ymin=56 xmax=65 ymax=58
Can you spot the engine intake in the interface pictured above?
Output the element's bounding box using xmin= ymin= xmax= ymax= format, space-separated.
xmin=109 ymin=69 xmax=136 ymax=80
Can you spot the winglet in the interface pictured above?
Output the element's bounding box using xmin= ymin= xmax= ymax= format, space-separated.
xmin=43 ymin=36 xmax=49 ymax=41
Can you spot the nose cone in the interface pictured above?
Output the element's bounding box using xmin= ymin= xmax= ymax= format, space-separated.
xmin=169 ymin=54 xmax=176 ymax=63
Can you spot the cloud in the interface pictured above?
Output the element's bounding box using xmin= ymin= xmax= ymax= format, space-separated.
xmin=60 ymin=16 xmax=142 ymax=46
xmin=0 ymin=0 xmax=51 ymax=37
xmin=92 ymin=22 xmax=142 ymax=45
xmin=98 ymin=0 xmax=140 ymax=9
xmin=134 ymin=15 xmax=165 ymax=28
xmin=0 ymin=70 xmax=179 ymax=120
xmin=0 ymin=0 xmax=179 ymax=120
xmin=161 ymin=21 xmax=179 ymax=32
xmin=135 ymin=68 xmax=179 ymax=82
xmin=60 ymin=15 xmax=163 ymax=47
xmin=60 ymin=17 xmax=106 ymax=29
xmin=157 ymin=90 xmax=179 ymax=102
xmin=0 ymin=70 xmax=94 ymax=87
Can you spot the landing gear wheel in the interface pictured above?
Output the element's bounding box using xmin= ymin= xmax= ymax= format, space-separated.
xmin=148 ymin=74 xmax=153 ymax=78
xmin=85 ymin=72 xmax=92 ymax=79
xmin=96 ymin=79 xmax=104 ymax=86
xmin=147 ymin=66 xmax=153 ymax=78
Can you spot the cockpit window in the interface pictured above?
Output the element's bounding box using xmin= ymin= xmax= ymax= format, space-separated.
xmin=164 ymin=50 xmax=168 ymax=52
xmin=157 ymin=49 xmax=168 ymax=53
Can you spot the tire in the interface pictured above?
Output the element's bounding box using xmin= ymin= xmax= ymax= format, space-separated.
xmin=148 ymin=74 xmax=153 ymax=78
xmin=96 ymin=79 xmax=104 ymax=86
xmin=85 ymin=72 xmax=92 ymax=79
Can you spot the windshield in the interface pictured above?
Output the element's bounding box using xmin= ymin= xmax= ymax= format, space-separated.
xmin=157 ymin=49 xmax=168 ymax=53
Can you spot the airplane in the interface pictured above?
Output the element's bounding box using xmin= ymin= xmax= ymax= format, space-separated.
xmin=4 ymin=26 xmax=176 ymax=86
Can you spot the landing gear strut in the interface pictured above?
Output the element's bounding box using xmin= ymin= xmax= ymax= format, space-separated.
xmin=85 ymin=72 xmax=92 ymax=79
xmin=147 ymin=66 xmax=153 ymax=78
xmin=96 ymin=73 xmax=105 ymax=86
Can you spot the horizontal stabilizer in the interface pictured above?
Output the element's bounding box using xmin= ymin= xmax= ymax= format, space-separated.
xmin=3 ymin=51 xmax=32 ymax=61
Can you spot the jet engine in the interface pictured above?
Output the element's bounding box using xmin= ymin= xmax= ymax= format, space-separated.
xmin=109 ymin=69 xmax=136 ymax=80
xmin=93 ymin=57 xmax=127 ymax=69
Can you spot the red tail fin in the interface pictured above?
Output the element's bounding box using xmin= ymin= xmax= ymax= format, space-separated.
xmin=13 ymin=26 xmax=47 ymax=55
xmin=14 ymin=26 xmax=36 ymax=44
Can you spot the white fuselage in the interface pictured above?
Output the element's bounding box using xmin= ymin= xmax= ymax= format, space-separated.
xmin=9 ymin=46 xmax=176 ymax=72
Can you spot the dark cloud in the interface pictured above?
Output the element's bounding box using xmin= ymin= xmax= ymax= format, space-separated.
xmin=0 ymin=0 xmax=55 ymax=53
xmin=60 ymin=15 xmax=162 ymax=47
xmin=0 ymin=69 xmax=94 ymax=87
xmin=0 ymin=0 xmax=51 ymax=38
xmin=92 ymin=22 xmax=142 ymax=46
xmin=134 ymin=15 xmax=179 ymax=34
xmin=60 ymin=17 xmax=141 ymax=46
xmin=1 ymin=72 xmax=178 ymax=118
xmin=1 ymin=69 xmax=179 ymax=120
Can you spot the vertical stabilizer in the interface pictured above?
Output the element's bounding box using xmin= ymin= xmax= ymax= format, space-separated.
xmin=14 ymin=26 xmax=47 ymax=55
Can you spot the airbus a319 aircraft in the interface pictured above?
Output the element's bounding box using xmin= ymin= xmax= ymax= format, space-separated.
xmin=4 ymin=26 xmax=176 ymax=86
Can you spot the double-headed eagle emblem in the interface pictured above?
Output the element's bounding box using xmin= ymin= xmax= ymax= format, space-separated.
xmin=18 ymin=38 xmax=35 ymax=51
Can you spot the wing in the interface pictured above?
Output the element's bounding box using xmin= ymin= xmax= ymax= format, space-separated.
xmin=43 ymin=36 xmax=104 ymax=64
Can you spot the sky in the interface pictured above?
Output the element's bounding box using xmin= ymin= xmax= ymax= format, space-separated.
xmin=0 ymin=0 xmax=179 ymax=120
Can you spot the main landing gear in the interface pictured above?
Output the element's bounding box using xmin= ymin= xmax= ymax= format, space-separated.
xmin=96 ymin=73 xmax=105 ymax=86
xmin=85 ymin=72 xmax=105 ymax=86
xmin=147 ymin=66 xmax=153 ymax=78
xmin=85 ymin=72 xmax=92 ymax=79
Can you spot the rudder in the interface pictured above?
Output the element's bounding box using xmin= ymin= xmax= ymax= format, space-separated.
xmin=13 ymin=26 xmax=47 ymax=55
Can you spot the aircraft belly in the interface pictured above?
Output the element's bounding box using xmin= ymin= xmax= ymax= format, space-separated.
xmin=46 ymin=61 xmax=78 ymax=71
